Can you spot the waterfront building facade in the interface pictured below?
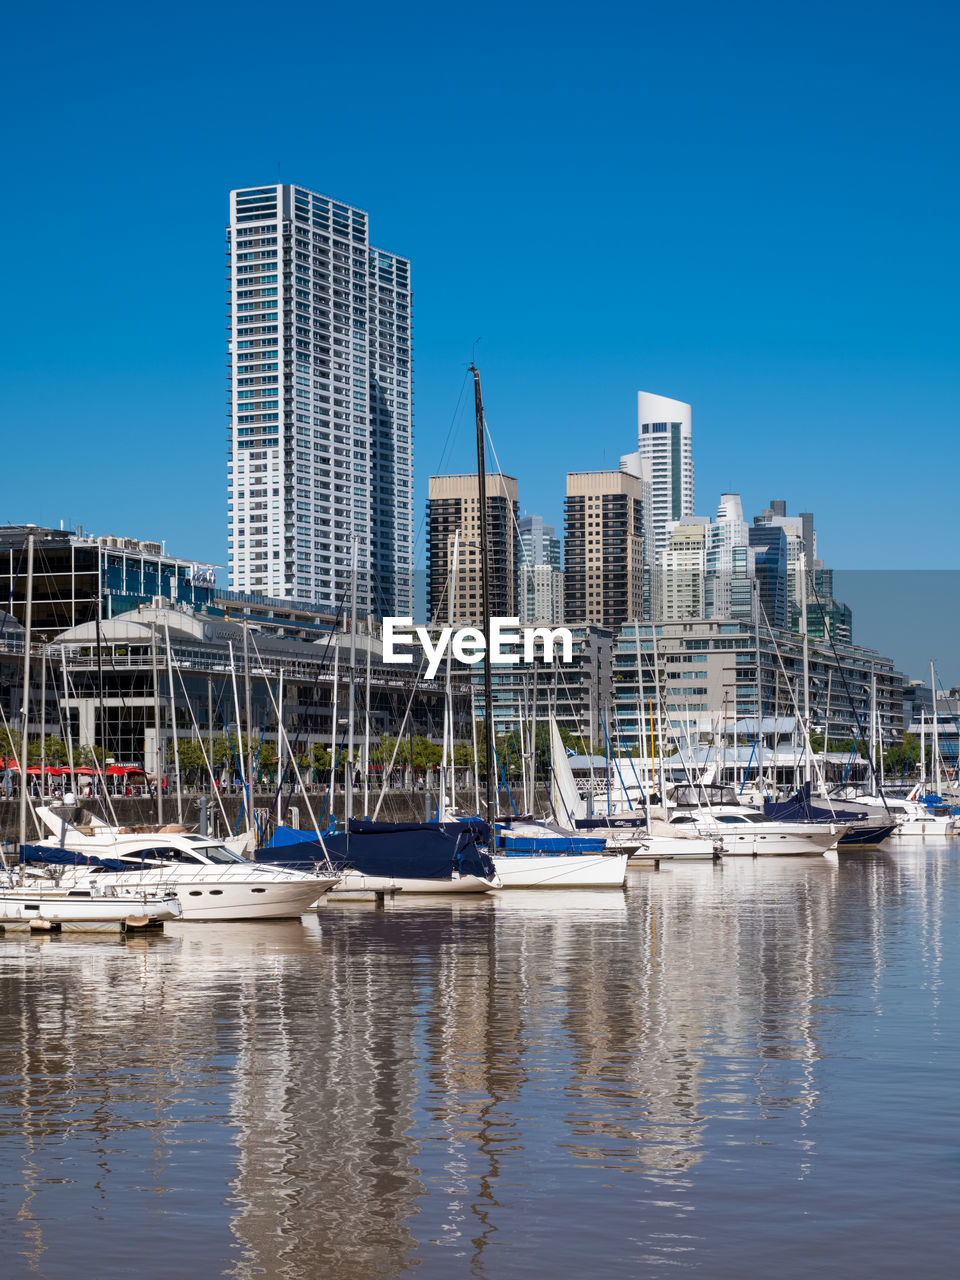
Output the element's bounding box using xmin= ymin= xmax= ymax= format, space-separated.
xmin=611 ymin=618 xmax=903 ymax=753
xmin=475 ymin=623 xmax=613 ymax=745
xmin=226 ymin=184 xmax=413 ymax=615
xmin=426 ymin=473 xmax=519 ymax=625
xmin=0 ymin=526 xmax=219 ymax=639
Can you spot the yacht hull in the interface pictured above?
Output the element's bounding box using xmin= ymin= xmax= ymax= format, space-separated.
xmin=328 ymin=871 xmax=497 ymax=899
xmin=0 ymin=887 xmax=179 ymax=931
xmin=629 ymin=836 xmax=720 ymax=861
xmin=492 ymin=853 xmax=627 ymax=888
xmin=53 ymin=868 xmax=337 ymax=921
xmin=688 ymin=826 xmax=841 ymax=856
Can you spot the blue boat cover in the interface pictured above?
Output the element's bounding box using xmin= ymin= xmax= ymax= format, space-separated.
xmin=259 ymin=819 xmax=496 ymax=882
xmin=497 ymin=832 xmax=607 ymax=854
xmin=763 ymin=783 xmax=872 ymax=824
xmin=18 ymin=845 xmax=131 ymax=873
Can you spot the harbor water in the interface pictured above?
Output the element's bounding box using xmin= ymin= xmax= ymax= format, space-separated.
xmin=0 ymin=841 xmax=957 ymax=1278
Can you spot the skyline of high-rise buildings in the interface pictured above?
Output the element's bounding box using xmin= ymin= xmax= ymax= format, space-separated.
xmin=226 ymin=184 xmax=413 ymax=615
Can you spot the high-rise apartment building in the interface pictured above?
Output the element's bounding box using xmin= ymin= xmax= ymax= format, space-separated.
xmin=660 ymin=494 xmax=790 ymax=627
xmin=517 ymin=515 xmax=561 ymax=570
xmin=660 ymin=517 xmax=710 ymax=620
xmin=226 ymin=184 xmax=413 ymax=614
xmin=635 ymin=391 xmax=695 ymax=565
xmin=703 ymin=493 xmax=754 ymax=620
xmin=564 ymin=466 xmax=647 ymax=627
xmin=426 ymin=474 xmax=519 ymax=624
xmin=517 ymin=514 xmax=563 ymax=624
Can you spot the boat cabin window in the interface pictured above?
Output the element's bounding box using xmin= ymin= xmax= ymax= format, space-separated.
xmin=119 ymin=846 xmax=204 ymax=864
xmin=193 ymin=844 xmax=248 ymax=864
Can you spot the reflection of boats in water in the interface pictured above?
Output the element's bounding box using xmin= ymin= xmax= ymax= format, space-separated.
xmin=492 ymin=889 xmax=629 ymax=914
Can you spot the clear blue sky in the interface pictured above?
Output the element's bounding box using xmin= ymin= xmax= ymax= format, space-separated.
xmin=2 ymin=0 xmax=958 ymax=586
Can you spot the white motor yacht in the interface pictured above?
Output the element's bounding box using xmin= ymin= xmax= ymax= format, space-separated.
xmin=28 ymin=832 xmax=339 ymax=921
xmin=669 ymin=806 xmax=844 ymax=856
xmin=842 ymin=795 xmax=957 ymax=838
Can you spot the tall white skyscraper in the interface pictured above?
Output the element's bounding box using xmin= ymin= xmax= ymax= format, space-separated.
xmin=226 ymin=184 xmax=413 ymax=614
xmin=635 ymin=391 xmax=695 ymax=562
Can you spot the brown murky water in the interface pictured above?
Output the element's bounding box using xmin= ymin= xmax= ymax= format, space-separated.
xmin=1 ymin=843 xmax=957 ymax=1278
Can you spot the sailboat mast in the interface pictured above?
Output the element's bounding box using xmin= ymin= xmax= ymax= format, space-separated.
xmin=470 ymin=364 xmax=497 ymax=857
xmin=243 ymin=620 xmax=255 ymax=836
xmin=346 ymin=535 xmax=358 ymax=839
xmin=60 ymin=644 xmax=77 ymax=806
xmin=800 ymin=552 xmax=811 ymax=786
xmin=164 ymin=619 xmax=184 ymax=824
xmin=441 ymin=529 xmax=459 ymax=823
xmin=633 ymin=620 xmax=652 ymax=831
xmin=931 ymin=660 xmax=941 ymax=796
xmin=18 ymin=532 xmax=34 ymax=850
xmin=363 ymin=614 xmax=372 ymax=818
xmin=228 ymin=639 xmax=249 ymax=835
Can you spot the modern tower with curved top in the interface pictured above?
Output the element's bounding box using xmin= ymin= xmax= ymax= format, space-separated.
xmin=634 ymin=391 xmax=695 ymax=562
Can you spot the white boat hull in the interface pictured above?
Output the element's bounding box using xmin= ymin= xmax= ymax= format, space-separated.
xmin=55 ymin=867 xmax=337 ymax=921
xmin=629 ymin=836 xmax=720 ymax=861
xmin=889 ymin=817 xmax=957 ymax=837
xmin=690 ymin=825 xmax=840 ymax=856
xmin=0 ymin=886 xmax=180 ymax=931
xmin=492 ymin=853 xmax=627 ymax=888
xmin=328 ymin=871 xmax=497 ymax=899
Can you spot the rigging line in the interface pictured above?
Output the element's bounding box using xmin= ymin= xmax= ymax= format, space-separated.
xmin=601 ymin=707 xmax=634 ymax=813
xmin=931 ymin=669 xmax=960 ymax=781
xmin=482 ymin=417 xmax=535 ymax=570
xmin=410 ymin=368 xmax=471 ymax=565
xmin=273 ymin=585 xmax=349 ymax=827
xmin=809 ymin=583 xmax=885 ymax=800
xmin=1 ymin=543 xmax=26 ymax=640
xmin=478 ymin=702 xmax=518 ymax=816
xmin=370 ymin=548 xmax=460 ymax=821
